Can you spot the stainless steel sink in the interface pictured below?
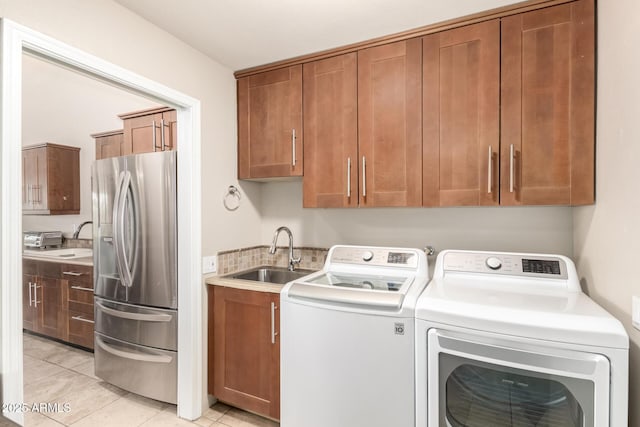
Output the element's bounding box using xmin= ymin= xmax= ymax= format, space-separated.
xmin=228 ymin=266 xmax=315 ymax=285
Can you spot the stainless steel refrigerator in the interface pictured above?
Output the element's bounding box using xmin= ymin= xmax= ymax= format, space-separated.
xmin=92 ymin=150 xmax=177 ymax=404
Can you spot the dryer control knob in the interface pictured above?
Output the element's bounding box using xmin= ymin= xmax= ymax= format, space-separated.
xmin=362 ymin=251 xmax=374 ymax=262
xmin=486 ymin=256 xmax=502 ymax=270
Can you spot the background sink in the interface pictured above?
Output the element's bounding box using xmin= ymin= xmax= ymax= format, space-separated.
xmin=228 ymin=266 xmax=315 ymax=285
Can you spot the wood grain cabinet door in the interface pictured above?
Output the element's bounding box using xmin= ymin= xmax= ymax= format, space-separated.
xmin=238 ymin=65 xmax=303 ymax=179
xmin=94 ymin=131 xmax=124 ymax=160
xmin=36 ymin=277 xmax=63 ymax=339
xmin=22 ymin=275 xmax=38 ymax=332
xmin=123 ymin=112 xmax=164 ymax=155
xmin=501 ymin=0 xmax=595 ymax=205
xmin=22 ymin=147 xmax=48 ymax=211
xmin=423 ymin=20 xmax=500 ymax=207
xmin=303 ymin=53 xmax=358 ymax=208
xmin=213 ymin=287 xmax=280 ymax=420
xmin=358 ymin=38 xmax=422 ymax=207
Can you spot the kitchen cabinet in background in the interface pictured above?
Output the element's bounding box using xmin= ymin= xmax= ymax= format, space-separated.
xmin=93 ymin=129 xmax=124 ymax=160
xmin=22 ymin=259 xmax=64 ymax=340
xmin=22 ymin=259 xmax=95 ymax=350
xmin=237 ymin=65 xmax=303 ymax=180
xmin=500 ymin=0 xmax=594 ymax=205
xmin=422 ymin=20 xmax=500 ymax=207
xmin=64 ymin=263 xmax=95 ymax=349
xmin=119 ymin=106 xmax=177 ymax=155
xmin=209 ymin=286 xmax=280 ymax=420
xmin=22 ymin=143 xmax=80 ymax=215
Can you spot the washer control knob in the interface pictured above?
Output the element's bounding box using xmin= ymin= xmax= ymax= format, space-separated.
xmin=362 ymin=251 xmax=374 ymax=262
xmin=485 ymin=256 xmax=502 ymax=270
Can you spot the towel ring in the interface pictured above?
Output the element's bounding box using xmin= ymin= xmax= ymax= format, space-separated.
xmin=223 ymin=185 xmax=241 ymax=211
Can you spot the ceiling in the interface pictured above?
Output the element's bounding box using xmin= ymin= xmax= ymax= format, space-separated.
xmin=114 ymin=0 xmax=519 ymax=71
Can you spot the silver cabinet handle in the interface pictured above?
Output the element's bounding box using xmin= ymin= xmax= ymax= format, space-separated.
xmin=161 ymin=119 xmax=166 ymax=151
xmin=509 ymin=144 xmax=515 ymax=193
xmin=28 ymin=282 xmax=33 ymax=307
xmin=152 ymin=120 xmax=157 ymax=152
xmin=96 ymin=301 xmax=172 ymax=322
xmin=71 ymin=285 xmax=94 ymax=292
xmin=96 ymin=336 xmax=172 ymax=363
xmin=26 ymin=184 xmax=31 ymax=203
xmin=292 ymin=129 xmax=296 ymax=167
xmin=362 ymin=156 xmax=367 ymax=197
xmin=71 ymin=315 xmax=94 ymax=324
xmin=33 ymin=284 xmax=39 ymax=308
xmin=347 ymin=157 xmax=352 ymax=198
xmin=62 ymin=271 xmax=83 ymax=276
xmin=271 ymin=302 xmax=278 ymax=344
xmin=487 ymin=145 xmax=492 ymax=194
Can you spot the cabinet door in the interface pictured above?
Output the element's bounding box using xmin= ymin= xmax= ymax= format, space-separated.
xmin=423 ymin=20 xmax=500 ymax=206
xmin=162 ymin=110 xmax=177 ymax=151
xmin=23 ymin=275 xmax=38 ymax=332
xmin=96 ymin=133 xmax=124 ymax=160
xmin=238 ymin=65 xmax=303 ymax=179
xmin=358 ymin=38 xmax=422 ymax=207
xmin=37 ymin=277 xmax=63 ymax=339
xmin=46 ymin=146 xmax=80 ymax=213
xmin=501 ymin=0 xmax=594 ymax=205
xmin=22 ymin=147 xmax=47 ymax=211
xmin=303 ymin=53 xmax=358 ymax=208
xmin=213 ymin=287 xmax=280 ymax=419
xmin=64 ymin=264 xmax=94 ymax=349
xmin=122 ymin=112 xmax=164 ymax=155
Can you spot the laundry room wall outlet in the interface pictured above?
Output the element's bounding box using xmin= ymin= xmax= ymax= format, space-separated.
xmin=633 ymin=296 xmax=640 ymax=331
xmin=202 ymin=255 xmax=217 ymax=274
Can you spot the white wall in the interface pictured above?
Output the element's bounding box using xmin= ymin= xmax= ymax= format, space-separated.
xmin=573 ymin=0 xmax=640 ymax=425
xmin=260 ymin=181 xmax=574 ymax=258
xmin=21 ymin=54 xmax=160 ymax=238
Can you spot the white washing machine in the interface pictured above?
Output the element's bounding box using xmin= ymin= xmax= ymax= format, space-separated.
xmin=415 ymin=250 xmax=629 ymax=427
xmin=281 ymin=245 xmax=429 ymax=427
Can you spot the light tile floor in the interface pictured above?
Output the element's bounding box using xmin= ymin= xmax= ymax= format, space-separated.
xmin=15 ymin=333 xmax=279 ymax=427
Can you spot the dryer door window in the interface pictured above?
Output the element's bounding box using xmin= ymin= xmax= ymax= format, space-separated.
xmin=442 ymin=359 xmax=587 ymax=426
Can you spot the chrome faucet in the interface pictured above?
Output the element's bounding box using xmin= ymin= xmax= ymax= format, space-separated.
xmin=72 ymin=221 xmax=93 ymax=239
xmin=269 ymin=226 xmax=301 ymax=271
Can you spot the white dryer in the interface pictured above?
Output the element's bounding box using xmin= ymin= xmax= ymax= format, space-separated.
xmin=415 ymin=250 xmax=628 ymax=427
xmin=281 ymin=245 xmax=429 ymax=427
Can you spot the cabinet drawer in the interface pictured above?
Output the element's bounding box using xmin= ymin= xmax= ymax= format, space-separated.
xmin=68 ymin=283 xmax=94 ymax=305
xmin=61 ymin=264 xmax=93 ymax=285
xmin=69 ymin=299 xmax=93 ymax=316
xmin=68 ymin=309 xmax=94 ymax=349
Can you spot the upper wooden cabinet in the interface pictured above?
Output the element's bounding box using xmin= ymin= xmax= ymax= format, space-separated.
xmin=22 ymin=143 xmax=80 ymax=215
xmin=501 ymin=0 xmax=594 ymax=205
xmin=92 ymin=129 xmax=124 ymax=160
xmin=237 ymin=65 xmax=303 ymax=179
xmin=303 ymin=54 xmax=358 ymax=208
xmin=119 ymin=106 xmax=177 ymax=155
xmin=423 ymin=20 xmax=500 ymax=207
xmin=358 ymin=39 xmax=423 ymax=207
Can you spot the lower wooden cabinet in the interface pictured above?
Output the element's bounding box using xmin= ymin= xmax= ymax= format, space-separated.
xmin=22 ymin=259 xmax=94 ymax=349
xmin=63 ymin=263 xmax=95 ymax=349
xmin=208 ymin=285 xmax=280 ymax=420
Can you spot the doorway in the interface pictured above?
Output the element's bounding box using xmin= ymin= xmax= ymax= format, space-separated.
xmin=1 ymin=19 xmax=203 ymax=425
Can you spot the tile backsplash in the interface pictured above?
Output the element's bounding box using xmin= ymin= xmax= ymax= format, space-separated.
xmin=217 ymin=246 xmax=328 ymax=275
xmin=62 ymin=238 xmax=93 ymax=249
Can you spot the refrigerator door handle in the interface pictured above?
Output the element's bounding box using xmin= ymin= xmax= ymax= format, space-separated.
xmin=115 ymin=171 xmax=133 ymax=288
xmin=96 ymin=300 xmax=173 ymax=322
xmin=95 ymin=336 xmax=173 ymax=364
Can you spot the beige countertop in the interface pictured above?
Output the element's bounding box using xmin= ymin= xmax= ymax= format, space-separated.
xmin=205 ymin=275 xmax=283 ymax=293
xmin=22 ymin=254 xmax=93 ymax=266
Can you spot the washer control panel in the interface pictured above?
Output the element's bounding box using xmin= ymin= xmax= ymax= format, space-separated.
xmin=330 ymin=246 xmax=419 ymax=269
xmin=443 ymin=251 xmax=568 ymax=279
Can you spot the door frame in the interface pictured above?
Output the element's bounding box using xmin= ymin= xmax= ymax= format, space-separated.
xmin=0 ymin=19 xmax=203 ymax=424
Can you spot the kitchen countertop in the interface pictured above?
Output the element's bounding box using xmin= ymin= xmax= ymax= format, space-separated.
xmin=22 ymin=253 xmax=93 ymax=266
xmin=205 ymin=275 xmax=283 ymax=293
